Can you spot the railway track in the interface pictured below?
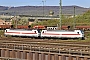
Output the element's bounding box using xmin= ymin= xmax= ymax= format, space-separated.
xmin=0 ymin=37 xmax=90 ymax=56
xmin=0 ymin=41 xmax=90 ymax=56
xmin=0 ymin=37 xmax=89 ymax=44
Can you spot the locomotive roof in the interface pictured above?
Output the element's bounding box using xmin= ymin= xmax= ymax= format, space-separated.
xmin=7 ymin=29 xmax=38 ymax=31
xmin=46 ymin=30 xmax=80 ymax=32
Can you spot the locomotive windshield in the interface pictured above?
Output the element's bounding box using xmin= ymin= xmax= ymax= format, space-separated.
xmin=37 ymin=29 xmax=41 ymax=33
xmin=81 ymin=30 xmax=84 ymax=34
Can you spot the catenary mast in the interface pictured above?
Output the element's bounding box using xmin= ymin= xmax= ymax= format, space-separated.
xmin=59 ymin=0 xmax=62 ymax=30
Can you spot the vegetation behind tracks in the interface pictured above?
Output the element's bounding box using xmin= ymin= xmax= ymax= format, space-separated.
xmin=31 ymin=10 xmax=90 ymax=27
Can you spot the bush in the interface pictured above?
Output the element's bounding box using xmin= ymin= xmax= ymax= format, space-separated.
xmin=0 ymin=30 xmax=4 ymax=38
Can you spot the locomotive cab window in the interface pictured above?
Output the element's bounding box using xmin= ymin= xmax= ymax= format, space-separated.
xmin=5 ymin=30 xmax=7 ymax=32
xmin=37 ymin=29 xmax=41 ymax=33
xmin=81 ymin=30 xmax=84 ymax=34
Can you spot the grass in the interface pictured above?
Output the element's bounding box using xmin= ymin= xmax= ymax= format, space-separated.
xmin=0 ymin=30 xmax=5 ymax=38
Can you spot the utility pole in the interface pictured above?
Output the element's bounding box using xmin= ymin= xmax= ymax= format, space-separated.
xmin=59 ymin=0 xmax=62 ymax=30
xmin=73 ymin=6 xmax=75 ymax=29
xmin=15 ymin=16 xmax=17 ymax=29
xmin=42 ymin=0 xmax=46 ymax=17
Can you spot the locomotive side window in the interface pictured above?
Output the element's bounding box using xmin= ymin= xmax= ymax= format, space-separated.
xmin=77 ymin=32 xmax=79 ymax=34
xmin=43 ymin=31 xmax=44 ymax=33
xmin=55 ymin=28 xmax=56 ymax=30
xmin=5 ymin=30 xmax=7 ymax=32
xmin=34 ymin=31 xmax=36 ymax=33
xmin=53 ymin=28 xmax=54 ymax=30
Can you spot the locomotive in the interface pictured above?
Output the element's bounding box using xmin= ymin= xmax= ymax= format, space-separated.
xmin=4 ymin=29 xmax=40 ymax=38
xmin=4 ymin=29 xmax=85 ymax=40
xmin=41 ymin=30 xmax=84 ymax=40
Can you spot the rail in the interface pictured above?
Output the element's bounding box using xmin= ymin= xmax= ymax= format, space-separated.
xmin=0 ymin=41 xmax=90 ymax=56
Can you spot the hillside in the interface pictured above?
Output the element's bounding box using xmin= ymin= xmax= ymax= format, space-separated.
xmin=32 ymin=10 xmax=90 ymax=26
xmin=0 ymin=6 xmax=89 ymax=16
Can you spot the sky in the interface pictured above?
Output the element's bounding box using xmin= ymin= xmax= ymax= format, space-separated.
xmin=0 ymin=0 xmax=90 ymax=8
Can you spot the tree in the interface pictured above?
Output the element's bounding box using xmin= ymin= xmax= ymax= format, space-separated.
xmin=18 ymin=17 xmax=29 ymax=25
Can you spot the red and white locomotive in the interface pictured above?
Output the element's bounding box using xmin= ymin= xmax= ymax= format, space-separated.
xmin=4 ymin=29 xmax=40 ymax=37
xmin=4 ymin=29 xmax=85 ymax=40
xmin=41 ymin=30 xmax=84 ymax=39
